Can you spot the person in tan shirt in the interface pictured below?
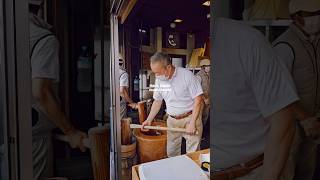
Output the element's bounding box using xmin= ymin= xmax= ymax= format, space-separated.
xmin=196 ymin=59 xmax=211 ymax=126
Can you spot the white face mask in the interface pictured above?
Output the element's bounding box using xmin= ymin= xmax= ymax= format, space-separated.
xmin=302 ymin=15 xmax=320 ymax=35
xmin=156 ymin=66 xmax=171 ymax=81
xmin=156 ymin=74 xmax=169 ymax=81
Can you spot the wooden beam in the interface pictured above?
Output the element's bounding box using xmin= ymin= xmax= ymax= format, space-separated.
xmin=162 ymin=48 xmax=188 ymax=55
xmin=141 ymin=45 xmax=155 ymax=54
xmin=141 ymin=46 xmax=188 ymax=56
xmin=119 ymin=0 xmax=138 ymax=24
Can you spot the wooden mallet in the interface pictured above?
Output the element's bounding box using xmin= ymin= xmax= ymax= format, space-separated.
xmin=130 ymin=124 xmax=199 ymax=135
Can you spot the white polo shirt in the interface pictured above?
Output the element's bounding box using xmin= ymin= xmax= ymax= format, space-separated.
xmin=212 ymin=18 xmax=299 ymax=169
xmin=153 ymin=67 xmax=203 ymax=116
xmin=30 ymin=14 xmax=59 ymax=82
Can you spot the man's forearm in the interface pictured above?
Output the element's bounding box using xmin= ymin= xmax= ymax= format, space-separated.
xmin=38 ymin=89 xmax=74 ymax=134
xmin=146 ymin=100 xmax=162 ymax=122
xmin=262 ymin=105 xmax=295 ymax=180
xmin=121 ymin=87 xmax=134 ymax=104
xmin=191 ymin=96 xmax=204 ymax=123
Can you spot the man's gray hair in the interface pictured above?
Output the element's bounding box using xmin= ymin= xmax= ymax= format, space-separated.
xmin=150 ymin=52 xmax=172 ymax=66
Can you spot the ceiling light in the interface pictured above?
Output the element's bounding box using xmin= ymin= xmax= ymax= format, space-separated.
xmin=202 ymin=1 xmax=210 ymax=6
xmin=139 ymin=29 xmax=146 ymax=33
xmin=174 ymin=19 xmax=183 ymax=23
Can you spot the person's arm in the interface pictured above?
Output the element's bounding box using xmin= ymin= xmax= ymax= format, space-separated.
xmin=185 ymin=71 xmax=204 ymax=135
xmin=33 ymin=78 xmax=87 ymax=151
xmin=196 ymin=73 xmax=210 ymax=104
xmin=262 ymin=104 xmax=295 ymax=180
xmin=141 ymin=100 xmax=162 ymax=130
xmin=186 ymin=95 xmax=203 ymax=135
xmin=120 ymin=86 xmax=135 ymax=104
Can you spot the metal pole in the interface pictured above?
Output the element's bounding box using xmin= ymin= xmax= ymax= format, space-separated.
xmin=100 ymin=0 xmax=105 ymax=125
xmin=110 ymin=14 xmax=122 ymax=180
xmin=3 ymin=0 xmax=33 ymax=179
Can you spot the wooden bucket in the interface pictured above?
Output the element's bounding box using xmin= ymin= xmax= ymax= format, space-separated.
xmin=133 ymin=121 xmax=167 ymax=163
xmin=121 ymin=141 xmax=137 ymax=180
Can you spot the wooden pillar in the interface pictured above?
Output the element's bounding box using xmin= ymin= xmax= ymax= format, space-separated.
xmin=150 ymin=28 xmax=155 ymax=51
xmin=155 ymin=27 xmax=162 ymax=52
xmin=187 ymin=33 xmax=195 ymax=65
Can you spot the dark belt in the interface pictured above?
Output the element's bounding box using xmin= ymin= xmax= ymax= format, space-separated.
xmin=212 ymin=154 xmax=264 ymax=180
xmin=169 ymin=111 xmax=192 ymax=120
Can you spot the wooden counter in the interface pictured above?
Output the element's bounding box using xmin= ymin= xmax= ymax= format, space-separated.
xmin=132 ymin=149 xmax=210 ymax=180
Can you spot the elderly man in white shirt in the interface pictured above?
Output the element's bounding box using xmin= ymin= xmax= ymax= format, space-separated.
xmin=141 ymin=52 xmax=204 ymax=157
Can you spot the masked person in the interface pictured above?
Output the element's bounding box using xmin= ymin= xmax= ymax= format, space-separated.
xmin=29 ymin=1 xmax=87 ymax=179
xmin=273 ymin=0 xmax=320 ymax=179
xmin=119 ymin=54 xmax=136 ymax=119
xmin=196 ymin=59 xmax=211 ymax=126
xmin=141 ymin=52 xmax=204 ymax=157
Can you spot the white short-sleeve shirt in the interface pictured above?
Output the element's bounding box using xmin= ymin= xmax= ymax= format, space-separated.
xmin=119 ymin=68 xmax=129 ymax=87
xmin=30 ymin=16 xmax=59 ymax=82
xmin=212 ymin=18 xmax=299 ymax=169
xmin=152 ymin=67 xmax=203 ymax=116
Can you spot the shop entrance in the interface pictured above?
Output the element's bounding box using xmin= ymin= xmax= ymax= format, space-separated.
xmin=110 ymin=0 xmax=211 ymax=179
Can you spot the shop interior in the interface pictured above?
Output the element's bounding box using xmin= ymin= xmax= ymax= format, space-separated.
xmin=0 ymin=0 xmax=308 ymax=180
xmin=22 ymin=0 xmax=211 ymax=179
xmin=114 ymin=0 xmax=210 ymax=179
xmin=4 ymin=0 xmax=320 ymax=180
xmin=1 ymin=0 xmax=211 ymax=179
